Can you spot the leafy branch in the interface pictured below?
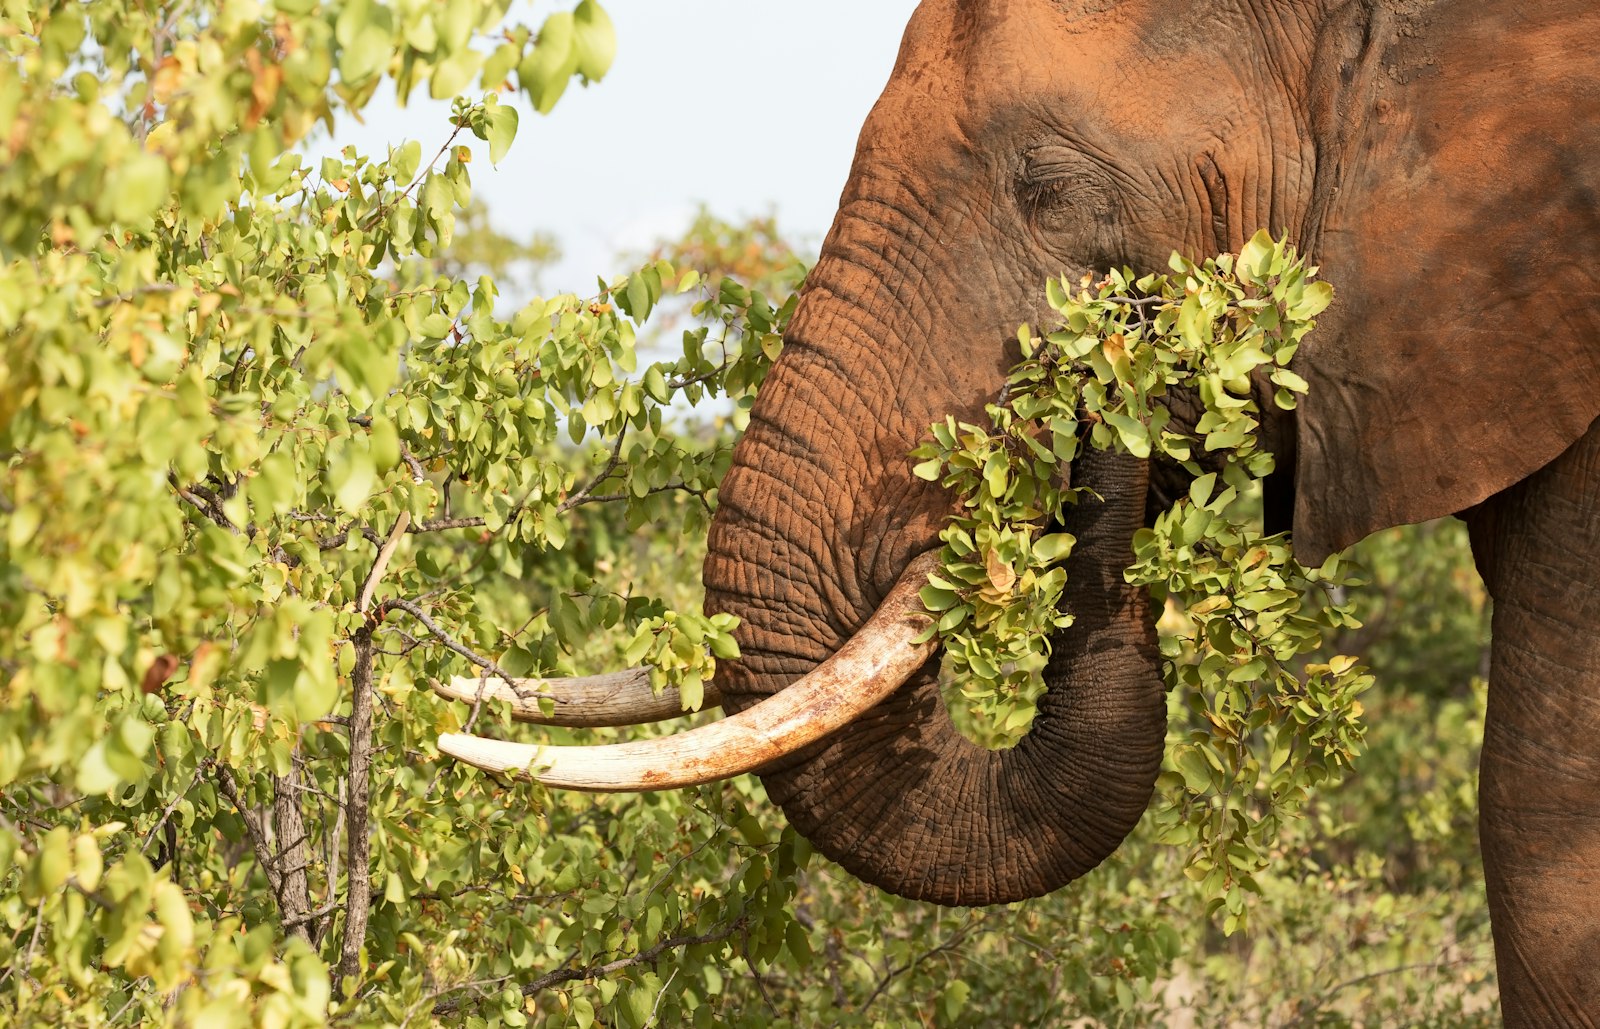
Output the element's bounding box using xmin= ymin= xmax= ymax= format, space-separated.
xmin=915 ymin=232 xmax=1369 ymax=932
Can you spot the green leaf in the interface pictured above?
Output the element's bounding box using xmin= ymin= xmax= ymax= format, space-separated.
xmin=735 ymin=814 xmax=768 ymax=847
xmin=76 ymin=741 xmax=121 ymax=795
xmin=1237 ymin=229 xmax=1275 ymax=280
xmin=572 ymin=0 xmax=616 ymax=82
xmin=340 ymin=25 xmax=391 ymax=84
xmin=942 ymin=980 xmax=972 ymax=1020
xmin=678 ymin=676 xmax=704 ymax=712
xmin=1173 ymin=745 xmax=1213 ymax=793
xmin=422 ymin=172 xmax=452 ymax=220
xmin=482 ymin=105 xmax=518 ymax=164
xmin=519 ymin=11 xmax=578 ymax=114
xmin=326 ymin=441 xmax=377 ymax=513
xmin=36 ymin=828 xmax=71 ymax=896
xmin=108 ymin=153 xmax=170 ymax=224
xmin=1176 ymin=294 xmax=1209 ymax=348
xmin=1031 ymin=532 xmax=1075 ymax=563
xmin=430 ymin=47 xmax=483 ymax=100
xmin=1294 ymin=280 xmax=1334 ymax=319
xmin=784 ymin=920 xmax=813 ymax=968
xmin=625 ymin=274 xmax=653 ymax=324
xmin=369 ymin=417 xmax=402 ymax=472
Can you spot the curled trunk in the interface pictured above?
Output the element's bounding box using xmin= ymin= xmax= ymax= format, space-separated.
xmin=717 ymin=445 xmax=1166 ymax=906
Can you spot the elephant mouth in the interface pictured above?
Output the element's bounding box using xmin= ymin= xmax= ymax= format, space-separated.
xmin=437 ymin=552 xmax=947 ymax=790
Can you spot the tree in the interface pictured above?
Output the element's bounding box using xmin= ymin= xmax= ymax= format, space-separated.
xmin=0 ymin=2 xmax=809 ymax=1024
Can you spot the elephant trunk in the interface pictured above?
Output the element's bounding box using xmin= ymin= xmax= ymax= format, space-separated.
xmin=710 ymin=419 xmax=1165 ymax=905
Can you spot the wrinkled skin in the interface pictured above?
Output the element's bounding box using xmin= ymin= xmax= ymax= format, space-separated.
xmin=702 ymin=1 xmax=1600 ymax=1023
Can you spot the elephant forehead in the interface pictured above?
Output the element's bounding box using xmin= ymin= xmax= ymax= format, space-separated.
xmin=881 ymin=0 xmax=1251 ymax=156
xmin=896 ymin=0 xmax=1140 ymax=101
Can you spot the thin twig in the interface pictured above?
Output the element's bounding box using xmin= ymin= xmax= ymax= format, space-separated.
xmin=376 ymin=599 xmax=520 ymax=690
xmin=92 ymin=283 xmax=180 ymax=308
xmin=860 ymin=914 xmax=989 ymax=1015
xmin=314 ymin=781 xmax=345 ymax=950
xmin=357 ymin=512 xmax=410 ymax=614
xmin=359 ymin=121 xmax=468 ymax=233
xmin=317 ymin=524 xmax=385 ymax=552
xmin=139 ymin=762 xmax=211 ymax=855
xmin=173 ymin=480 xmax=239 ymax=534
xmin=563 ymin=483 xmax=710 ymax=513
xmin=281 ymin=896 xmax=343 ymax=932
xmin=557 ymin=431 xmax=628 ymax=513
xmin=412 ymin=517 xmax=487 ymax=533
xmin=431 ymin=916 xmax=749 ymax=1016
xmin=1286 ymin=957 xmax=1481 ymax=1026
xmin=645 ymin=968 xmax=679 ymax=1027
xmin=400 ymin=447 xmax=428 ymax=484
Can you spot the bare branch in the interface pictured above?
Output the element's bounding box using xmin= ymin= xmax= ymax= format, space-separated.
xmin=172 ymin=476 xmax=239 ymax=534
xmin=411 ymin=517 xmax=487 ymax=533
xmin=93 ymin=282 xmax=181 ymax=308
xmin=317 ymin=524 xmax=385 ymax=552
xmin=357 ymin=512 xmax=411 ymax=615
xmin=563 ymin=483 xmax=710 ymax=513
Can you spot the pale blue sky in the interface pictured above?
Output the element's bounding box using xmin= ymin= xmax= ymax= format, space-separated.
xmin=317 ymin=2 xmax=922 ymax=290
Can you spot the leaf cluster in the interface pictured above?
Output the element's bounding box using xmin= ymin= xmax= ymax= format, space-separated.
xmin=914 ymin=232 xmax=1371 ymax=932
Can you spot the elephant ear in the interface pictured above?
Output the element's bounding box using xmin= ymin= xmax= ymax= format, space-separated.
xmin=1290 ymin=3 xmax=1600 ymax=565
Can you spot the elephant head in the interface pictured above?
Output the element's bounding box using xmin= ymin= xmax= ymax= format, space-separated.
xmin=443 ymin=0 xmax=1600 ymax=911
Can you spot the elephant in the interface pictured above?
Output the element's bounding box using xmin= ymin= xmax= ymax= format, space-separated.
xmin=440 ymin=1 xmax=1600 ymax=1023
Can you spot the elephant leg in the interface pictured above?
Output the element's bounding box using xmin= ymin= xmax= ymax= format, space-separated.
xmin=1466 ymin=415 xmax=1600 ymax=1027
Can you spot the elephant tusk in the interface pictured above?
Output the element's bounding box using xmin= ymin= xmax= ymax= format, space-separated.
xmin=438 ymin=551 xmax=942 ymax=792
xmin=433 ymin=668 xmax=724 ymax=727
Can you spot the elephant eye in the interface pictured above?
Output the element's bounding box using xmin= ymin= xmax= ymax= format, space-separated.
xmin=1017 ymin=145 xmax=1112 ymax=232
xmin=1021 ymin=146 xmax=1085 ymax=184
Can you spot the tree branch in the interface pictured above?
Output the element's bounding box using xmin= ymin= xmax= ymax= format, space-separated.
xmin=431 ymin=916 xmax=749 ymax=1017
xmin=411 ymin=517 xmax=487 ymax=533
xmin=172 ymin=475 xmax=239 ymax=534
xmin=557 ymin=431 xmax=628 ymax=513
xmin=376 ymin=598 xmax=521 ymax=691
xmin=336 ymin=628 xmax=377 ymax=989
xmin=211 ymin=765 xmax=284 ymax=896
xmin=139 ymin=761 xmax=211 ymax=856
xmin=273 ymin=757 xmax=315 ymax=942
xmin=357 ymin=512 xmax=410 ymax=615
xmin=860 ymin=914 xmax=988 ymax=1015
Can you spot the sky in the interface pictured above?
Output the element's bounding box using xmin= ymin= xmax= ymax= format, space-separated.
xmin=313 ymin=2 xmax=923 ymax=290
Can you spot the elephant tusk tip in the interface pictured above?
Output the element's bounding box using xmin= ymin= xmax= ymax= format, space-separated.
xmin=438 ymin=733 xmax=541 ymax=777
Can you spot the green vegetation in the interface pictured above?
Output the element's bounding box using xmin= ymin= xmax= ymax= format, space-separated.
xmin=0 ymin=3 xmax=1495 ymax=1025
xmin=915 ymin=237 xmax=1369 ymax=935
